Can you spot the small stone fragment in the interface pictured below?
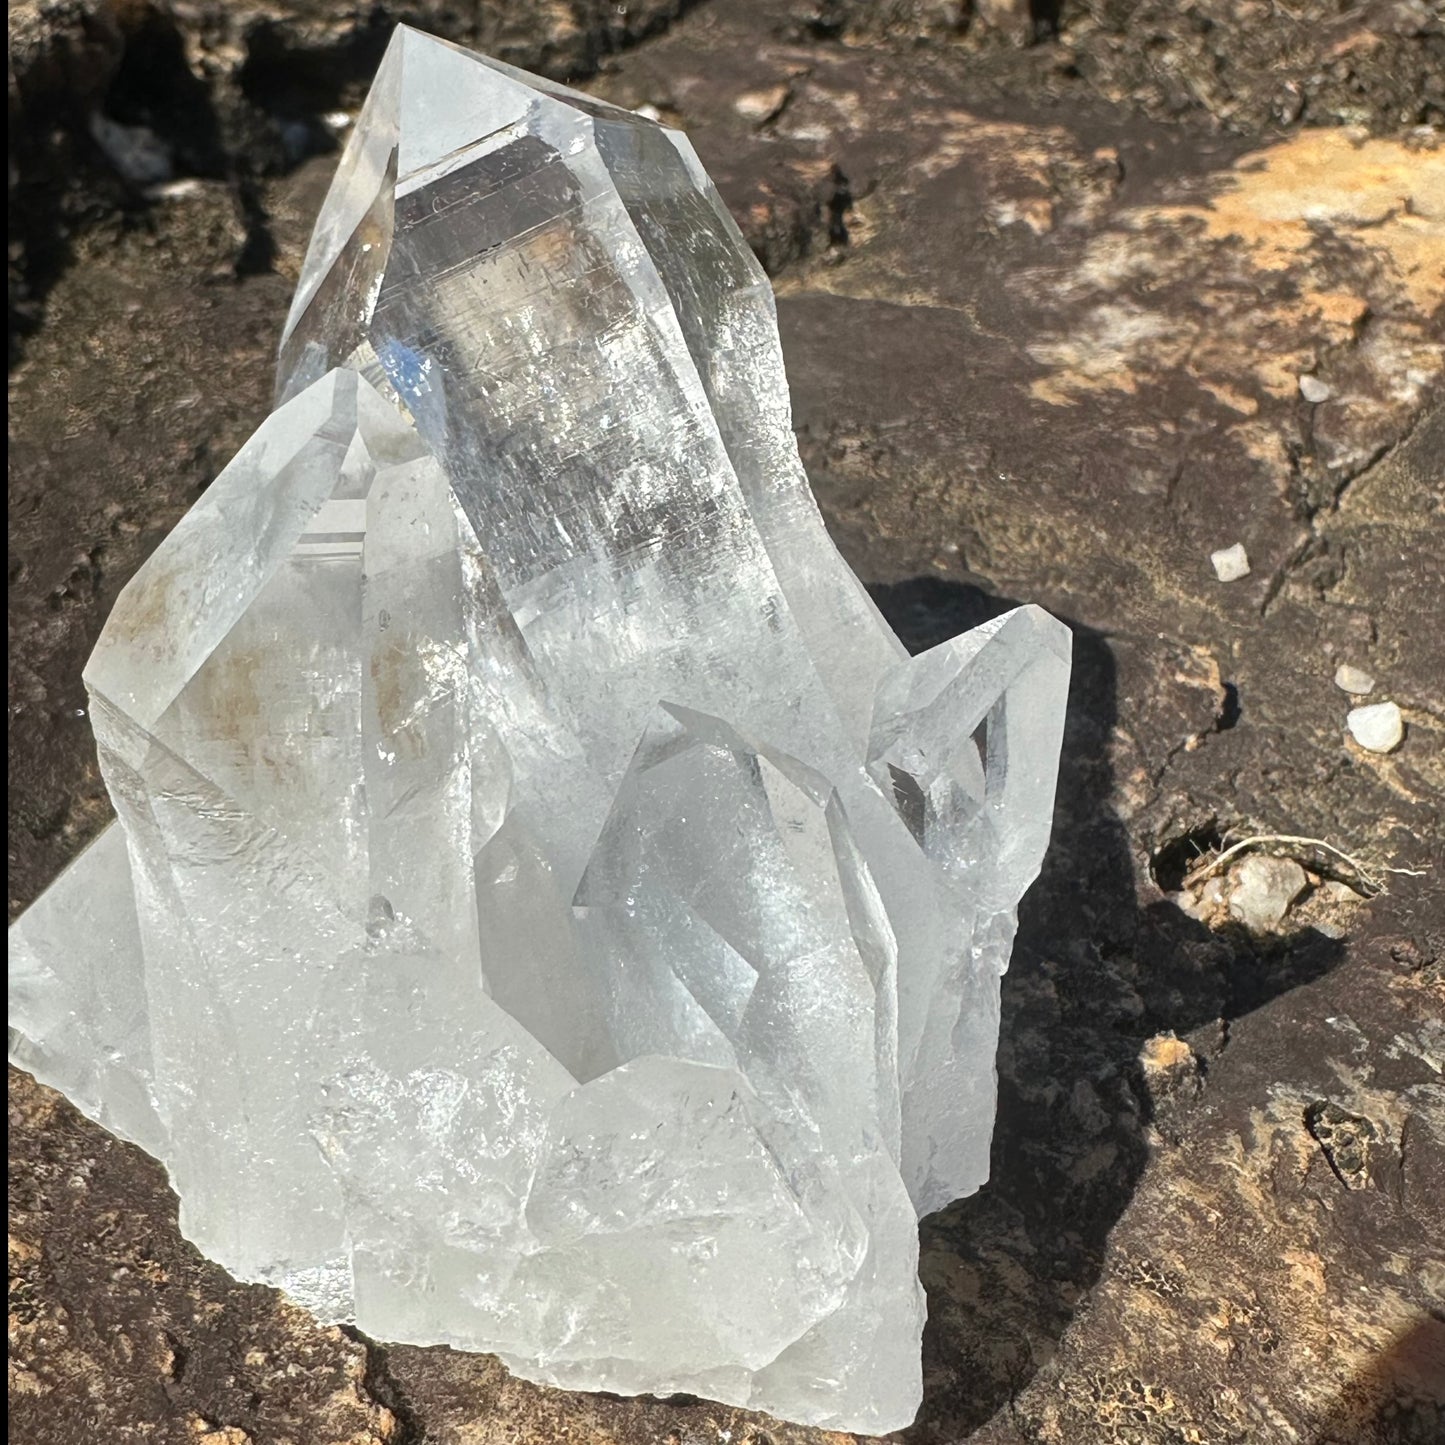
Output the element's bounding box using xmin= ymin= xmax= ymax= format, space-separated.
xmin=1175 ymin=875 xmax=1226 ymax=923
xmin=1347 ymin=701 xmax=1404 ymax=753
xmin=1211 ymin=543 xmax=1251 ymax=581
xmin=1333 ymin=663 xmax=1375 ymax=695
xmin=1299 ymin=375 xmax=1333 ymax=403
xmin=1172 ymin=889 xmax=1201 ymax=919
xmin=1228 ymin=855 xmax=1309 ymax=930
xmin=734 ymin=85 xmax=790 ymax=123
xmin=89 ymin=113 xmax=173 ymax=185
xmin=1138 ymin=1033 xmax=1202 ymax=1106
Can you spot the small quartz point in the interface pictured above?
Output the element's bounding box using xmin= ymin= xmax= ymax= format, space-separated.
xmin=1211 ymin=542 xmax=1251 ymax=581
xmin=7 ymin=28 xmax=1071 ymax=1435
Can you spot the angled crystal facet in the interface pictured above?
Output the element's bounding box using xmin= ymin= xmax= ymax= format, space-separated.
xmin=8 ymin=27 xmax=1071 ymax=1433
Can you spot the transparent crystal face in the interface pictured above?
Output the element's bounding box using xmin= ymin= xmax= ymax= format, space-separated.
xmin=7 ymin=27 xmax=1071 ymax=1434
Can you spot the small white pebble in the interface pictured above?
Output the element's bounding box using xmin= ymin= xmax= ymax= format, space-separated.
xmin=633 ymin=103 xmax=663 ymax=122
xmin=322 ymin=110 xmax=354 ymax=131
xmin=733 ymin=85 xmax=790 ymax=123
xmin=143 ymin=177 xmax=207 ymax=202
xmin=1210 ymin=543 xmax=1251 ymax=582
xmin=1333 ymin=663 xmax=1375 ymax=695
xmin=1299 ymin=375 xmax=1333 ymax=404
xmin=1347 ymin=701 xmax=1404 ymax=754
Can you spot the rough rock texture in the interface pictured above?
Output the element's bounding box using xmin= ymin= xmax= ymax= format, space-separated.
xmin=9 ymin=0 xmax=1445 ymax=1442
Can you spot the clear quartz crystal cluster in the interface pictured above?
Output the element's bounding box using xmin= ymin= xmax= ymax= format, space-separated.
xmin=8 ymin=28 xmax=1070 ymax=1433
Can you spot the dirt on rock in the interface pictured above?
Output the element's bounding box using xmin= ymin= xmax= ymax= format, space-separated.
xmin=8 ymin=1 xmax=1445 ymax=1442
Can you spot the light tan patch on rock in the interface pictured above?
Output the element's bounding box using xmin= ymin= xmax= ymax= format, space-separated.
xmin=1304 ymin=289 xmax=1370 ymax=338
xmin=1029 ymin=302 xmax=1192 ymax=405
xmin=1141 ymin=1034 xmax=1197 ymax=1074
xmin=917 ymin=111 xmax=1121 ymax=234
xmin=1148 ymin=131 xmax=1445 ymax=311
xmin=1026 ymin=130 xmax=1445 ymax=412
xmin=189 ymin=1421 xmax=253 ymax=1445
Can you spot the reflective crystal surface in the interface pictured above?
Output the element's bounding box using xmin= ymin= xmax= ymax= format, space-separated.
xmin=7 ymin=28 xmax=1070 ymax=1433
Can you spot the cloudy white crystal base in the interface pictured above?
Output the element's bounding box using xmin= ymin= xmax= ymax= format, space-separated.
xmin=7 ymin=27 xmax=1071 ymax=1435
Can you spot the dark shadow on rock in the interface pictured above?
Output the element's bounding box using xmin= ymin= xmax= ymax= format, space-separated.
xmin=10 ymin=2 xmax=715 ymax=368
xmin=1312 ymin=1316 xmax=1445 ymax=1445
xmin=866 ymin=575 xmax=1348 ymax=1441
xmin=8 ymin=13 xmax=124 ymax=367
xmin=1028 ymin=0 xmax=1065 ymax=43
xmin=9 ymin=3 xmax=273 ymax=370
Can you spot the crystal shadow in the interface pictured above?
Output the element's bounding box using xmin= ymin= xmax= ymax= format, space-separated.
xmin=868 ymin=576 xmax=1348 ymax=1440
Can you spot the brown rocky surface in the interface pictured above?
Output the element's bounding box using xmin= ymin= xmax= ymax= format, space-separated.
xmin=8 ymin=1 xmax=1444 ymax=1442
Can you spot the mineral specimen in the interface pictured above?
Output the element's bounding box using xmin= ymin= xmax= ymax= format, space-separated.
xmin=7 ymin=28 xmax=1071 ymax=1433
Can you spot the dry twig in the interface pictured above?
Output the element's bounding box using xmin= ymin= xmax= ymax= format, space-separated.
xmin=1180 ymin=833 xmax=1428 ymax=896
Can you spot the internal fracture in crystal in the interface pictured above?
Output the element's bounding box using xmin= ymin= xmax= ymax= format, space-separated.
xmin=8 ymin=28 xmax=1071 ymax=1434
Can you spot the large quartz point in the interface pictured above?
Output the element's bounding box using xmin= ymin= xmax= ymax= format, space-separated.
xmin=7 ymin=27 xmax=1070 ymax=1434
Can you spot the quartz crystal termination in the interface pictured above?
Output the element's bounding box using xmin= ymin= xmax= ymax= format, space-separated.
xmin=7 ymin=28 xmax=1071 ymax=1434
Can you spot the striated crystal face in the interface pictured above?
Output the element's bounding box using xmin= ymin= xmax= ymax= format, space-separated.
xmin=7 ymin=28 xmax=1070 ymax=1433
